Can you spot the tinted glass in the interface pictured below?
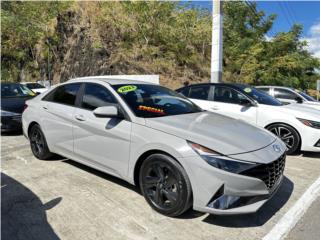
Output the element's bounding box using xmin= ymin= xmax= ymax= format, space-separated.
xmin=81 ymin=84 xmax=117 ymax=110
xmin=189 ymin=86 xmax=210 ymax=100
xmin=26 ymin=83 xmax=45 ymax=89
xmin=213 ymin=86 xmax=247 ymax=104
xmin=43 ymin=83 xmax=80 ymax=106
xmin=298 ymin=91 xmax=316 ymax=102
xmin=238 ymin=86 xmax=282 ymax=106
xmin=177 ymin=87 xmax=190 ymax=97
xmin=1 ymin=83 xmax=36 ymax=98
xmin=274 ymin=88 xmax=297 ymax=100
xmin=113 ymin=84 xmax=202 ymax=118
xmin=257 ymin=88 xmax=270 ymax=94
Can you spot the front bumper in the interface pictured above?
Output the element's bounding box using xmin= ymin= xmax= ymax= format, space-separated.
xmin=300 ymin=126 xmax=320 ymax=152
xmin=179 ymin=142 xmax=286 ymax=215
xmin=1 ymin=115 xmax=22 ymax=132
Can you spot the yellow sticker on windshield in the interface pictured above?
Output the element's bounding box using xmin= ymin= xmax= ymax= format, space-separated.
xmin=117 ymin=85 xmax=137 ymax=93
xmin=244 ymin=87 xmax=252 ymax=93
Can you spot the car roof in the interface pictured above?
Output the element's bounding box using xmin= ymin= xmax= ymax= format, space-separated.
xmin=176 ymin=82 xmax=250 ymax=91
xmin=256 ymin=86 xmax=295 ymax=90
xmin=68 ymin=76 xmax=154 ymax=86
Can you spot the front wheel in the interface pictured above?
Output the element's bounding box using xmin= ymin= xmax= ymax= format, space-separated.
xmin=139 ymin=154 xmax=192 ymax=217
xmin=266 ymin=123 xmax=300 ymax=155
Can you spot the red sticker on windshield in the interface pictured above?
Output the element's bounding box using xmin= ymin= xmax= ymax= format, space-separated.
xmin=138 ymin=105 xmax=165 ymax=115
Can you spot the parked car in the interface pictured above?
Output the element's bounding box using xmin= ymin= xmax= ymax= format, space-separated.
xmin=21 ymin=82 xmax=48 ymax=94
xmin=176 ymin=83 xmax=320 ymax=154
xmin=256 ymin=86 xmax=320 ymax=110
xmin=1 ymin=83 xmax=36 ymax=132
xmin=23 ymin=77 xmax=286 ymax=217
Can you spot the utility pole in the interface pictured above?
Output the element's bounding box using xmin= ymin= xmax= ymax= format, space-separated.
xmin=211 ymin=0 xmax=223 ymax=83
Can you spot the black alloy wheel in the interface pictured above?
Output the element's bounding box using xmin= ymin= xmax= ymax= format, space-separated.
xmin=30 ymin=124 xmax=53 ymax=160
xmin=266 ymin=123 xmax=300 ymax=155
xmin=139 ymin=154 xmax=192 ymax=217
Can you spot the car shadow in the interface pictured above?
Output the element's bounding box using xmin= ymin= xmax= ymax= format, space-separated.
xmin=64 ymin=160 xmax=141 ymax=194
xmin=202 ymin=176 xmax=294 ymax=227
xmin=301 ymin=151 xmax=320 ymax=159
xmin=1 ymin=130 xmax=23 ymax=136
xmin=1 ymin=173 xmax=61 ymax=240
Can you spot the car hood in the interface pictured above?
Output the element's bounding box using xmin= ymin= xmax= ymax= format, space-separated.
xmin=1 ymin=96 xmax=33 ymax=113
xmin=280 ymin=104 xmax=320 ymax=120
xmin=145 ymin=111 xmax=276 ymax=155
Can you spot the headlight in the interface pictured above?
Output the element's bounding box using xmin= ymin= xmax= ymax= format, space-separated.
xmin=297 ymin=118 xmax=320 ymax=129
xmin=0 ymin=110 xmax=20 ymax=117
xmin=188 ymin=142 xmax=258 ymax=174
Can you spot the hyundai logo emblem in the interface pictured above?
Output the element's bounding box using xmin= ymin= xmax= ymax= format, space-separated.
xmin=273 ymin=144 xmax=281 ymax=153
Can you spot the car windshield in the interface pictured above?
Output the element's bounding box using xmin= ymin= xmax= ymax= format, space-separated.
xmin=113 ymin=84 xmax=203 ymax=118
xmin=1 ymin=83 xmax=36 ymax=98
xmin=298 ymin=91 xmax=317 ymax=102
xmin=26 ymin=83 xmax=45 ymax=89
xmin=239 ymin=86 xmax=283 ymax=106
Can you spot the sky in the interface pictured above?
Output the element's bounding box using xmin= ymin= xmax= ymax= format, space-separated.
xmin=184 ymin=1 xmax=320 ymax=58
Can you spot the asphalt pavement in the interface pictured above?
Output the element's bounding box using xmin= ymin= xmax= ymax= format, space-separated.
xmin=1 ymin=133 xmax=320 ymax=240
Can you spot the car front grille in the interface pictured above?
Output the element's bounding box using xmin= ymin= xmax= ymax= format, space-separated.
xmin=240 ymin=154 xmax=286 ymax=190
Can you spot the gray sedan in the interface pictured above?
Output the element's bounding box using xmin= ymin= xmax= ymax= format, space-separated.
xmin=22 ymin=77 xmax=286 ymax=217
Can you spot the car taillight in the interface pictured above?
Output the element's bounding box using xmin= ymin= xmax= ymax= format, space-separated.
xmin=23 ymin=104 xmax=28 ymax=112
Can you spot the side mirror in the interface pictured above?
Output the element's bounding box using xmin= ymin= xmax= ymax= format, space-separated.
xmin=93 ymin=106 xmax=123 ymax=118
xmin=239 ymin=98 xmax=255 ymax=107
xmin=295 ymin=96 xmax=303 ymax=104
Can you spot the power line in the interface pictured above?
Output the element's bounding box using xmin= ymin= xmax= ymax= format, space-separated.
xmin=278 ymin=2 xmax=294 ymax=28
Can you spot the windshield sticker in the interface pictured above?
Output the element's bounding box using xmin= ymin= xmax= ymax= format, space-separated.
xmin=138 ymin=105 xmax=165 ymax=114
xmin=117 ymin=85 xmax=137 ymax=93
xmin=244 ymin=87 xmax=252 ymax=93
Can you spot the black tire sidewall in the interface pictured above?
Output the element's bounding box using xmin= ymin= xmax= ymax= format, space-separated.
xmin=139 ymin=154 xmax=192 ymax=217
xmin=267 ymin=123 xmax=300 ymax=155
xmin=30 ymin=124 xmax=52 ymax=160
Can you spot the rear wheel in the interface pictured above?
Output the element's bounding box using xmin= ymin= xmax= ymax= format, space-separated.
xmin=139 ymin=154 xmax=192 ymax=217
xmin=29 ymin=124 xmax=53 ymax=160
xmin=266 ymin=123 xmax=300 ymax=155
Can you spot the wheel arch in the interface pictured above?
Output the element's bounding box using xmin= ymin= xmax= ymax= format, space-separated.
xmin=27 ymin=121 xmax=40 ymax=137
xmin=133 ymin=149 xmax=179 ymax=189
xmin=264 ymin=122 xmax=302 ymax=149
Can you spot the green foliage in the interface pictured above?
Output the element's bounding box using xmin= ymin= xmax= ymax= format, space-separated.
xmin=1 ymin=1 xmax=319 ymax=90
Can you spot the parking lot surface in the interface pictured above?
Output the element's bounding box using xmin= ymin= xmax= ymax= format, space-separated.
xmin=1 ymin=134 xmax=320 ymax=240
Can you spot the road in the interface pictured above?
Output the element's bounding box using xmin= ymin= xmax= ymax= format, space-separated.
xmin=1 ymin=134 xmax=320 ymax=240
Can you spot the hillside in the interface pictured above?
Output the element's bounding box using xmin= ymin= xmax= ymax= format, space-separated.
xmin=1 ymin=1 xmax=319 ymax=90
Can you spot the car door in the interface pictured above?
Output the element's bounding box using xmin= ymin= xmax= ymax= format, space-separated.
xmin=273 ymin=88 xmax=299 ymax=104
xmin=40 ymin=83 xmax=81 ymax=157
xmin=208 ymin=86 xmax=258 ymax=125
xmin=72 ymin=82 xmax=132 ymax=178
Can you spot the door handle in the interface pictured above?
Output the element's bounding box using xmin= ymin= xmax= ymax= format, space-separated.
xmin=74 ymin=114 xmax=86 ymax=121
xmin=43 ymin=106 xmax=48 ymax=110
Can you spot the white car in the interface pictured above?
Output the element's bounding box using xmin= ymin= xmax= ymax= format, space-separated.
xmin=22 ymin=77 xmax=287 ymax=216
xmin=177 ymin=83 xmax=320 ymax=154
xmin=21 ymin=82 xmax=49 ymax=94
xmin=256 ymin=86 xmax=320 ymax=111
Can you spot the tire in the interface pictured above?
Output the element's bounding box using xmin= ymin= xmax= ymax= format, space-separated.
xmin=266 ymin=123 xmax=300 ymax=155
xmin=139 ymin=153 xmax=192 ymax=217
xmin=29 ymin=124 xmax=53 ymax=160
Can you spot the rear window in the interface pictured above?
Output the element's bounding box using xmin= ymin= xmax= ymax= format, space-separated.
xmin=43 ymin=83 xmax=81 ymax=106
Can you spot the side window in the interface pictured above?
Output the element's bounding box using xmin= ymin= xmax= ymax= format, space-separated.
xmin=189 ymin=86 xmax=210 ymax=100
xmin=257 ymin=88 xmax=270 ymax=95
xmin=213 ymin=86 xmax=246 ymax=104
xmin=43 ymin=83 xmax=80 ymax=106
xmin=177 ymin=87 xmax=190 ymax=97
xmin=274 ymin=89 xmax=297 ymax=100
xmin=81 ymin=83 xmax=117 ymax=111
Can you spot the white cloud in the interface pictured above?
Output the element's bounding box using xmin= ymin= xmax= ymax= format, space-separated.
xmin=304 ymin=21 xmax=320 ymax=58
